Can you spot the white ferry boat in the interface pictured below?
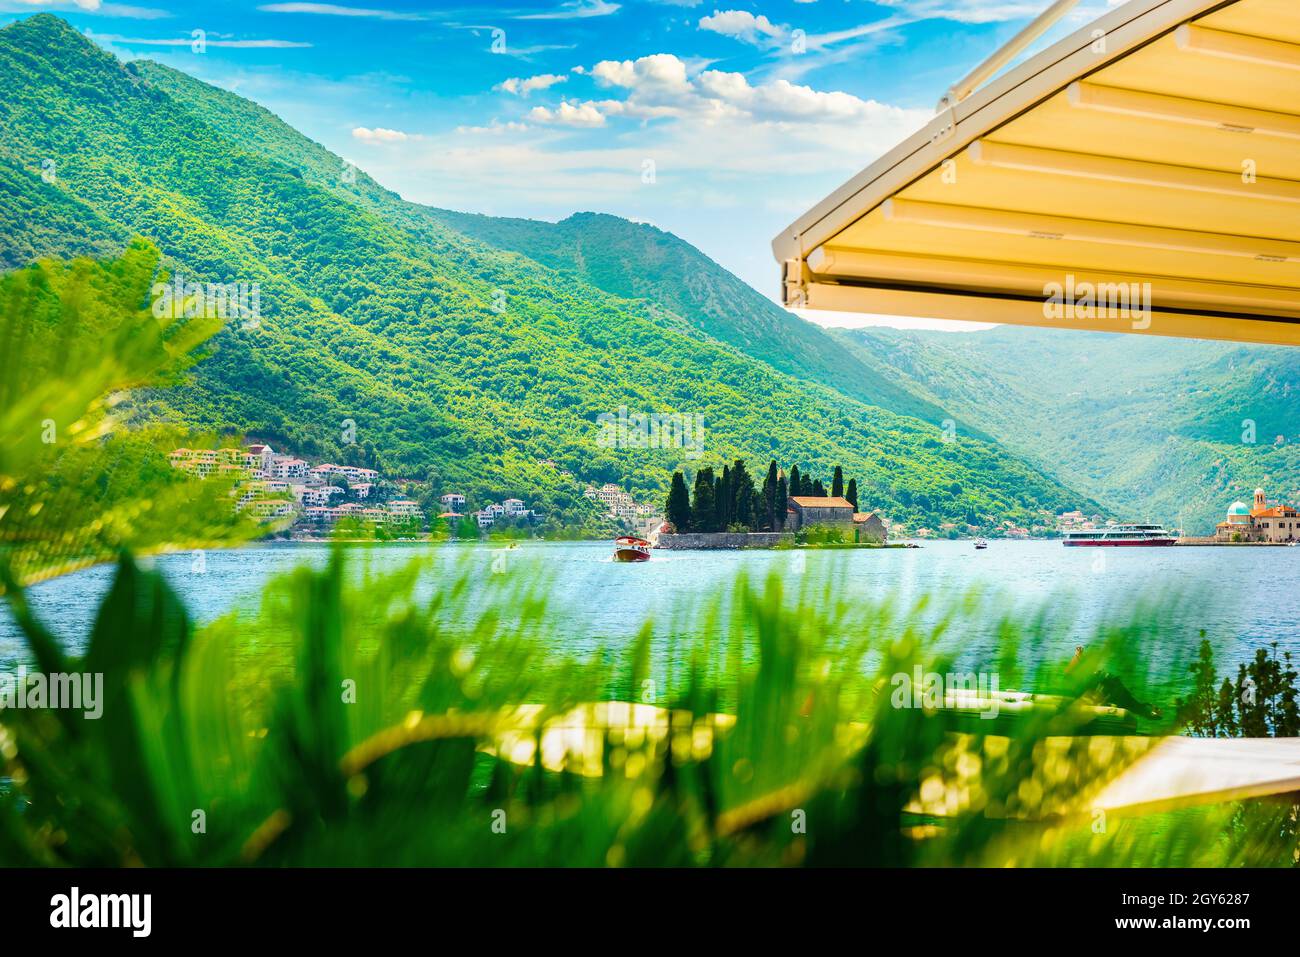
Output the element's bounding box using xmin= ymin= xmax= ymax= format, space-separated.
xmin=1062 ymin=524 xmax=1177 ymax=547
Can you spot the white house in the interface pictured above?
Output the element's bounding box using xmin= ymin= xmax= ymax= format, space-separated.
xmin=269 ymin=456 xmax=308 ymax=480
xmin=387 ymin=500 xmax=422 ymax=518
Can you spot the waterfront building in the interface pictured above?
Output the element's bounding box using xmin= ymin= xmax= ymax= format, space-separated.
xmin=853 ymin=512 xmax=888 ymax=543
xmin=787 ymin=496 xmax=855 ymax=531
xmin=1215 ymin=488 xmax=1300 ymax=543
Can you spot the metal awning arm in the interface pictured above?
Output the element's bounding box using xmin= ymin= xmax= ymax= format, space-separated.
xmin=936 ymin=0 xmax=1081 ymax=112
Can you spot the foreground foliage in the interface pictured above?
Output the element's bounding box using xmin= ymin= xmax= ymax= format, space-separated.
xmin=1 ymin=549 xmax=1296 ymax=867
xmin=0 ymin=242 xmax=259 ymax=587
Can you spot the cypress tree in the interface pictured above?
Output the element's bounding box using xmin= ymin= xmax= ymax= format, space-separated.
xmin=788 ymin=465 xmax=801 ymax=502
xmin=732 ymin=459 xmax=755 ymax=530
xmin=812 ymin=478 xmax=826 ymax=497
xmin=692 ymin=467 xmax=716 ymax=532
xmin=666 ymin=471 xmax=692 ymax=531
xmin=718 ymin=464 xmax=732 ymax=529
xmin=832 ymin=465 xmax=844 ymax=499
xmin=776 ymin=474 xmax=788 ymax=530
xmin=846 ymin=477 xmax=859 ymax=510
xmin=762 ymin=460 xmax=778 ymax=531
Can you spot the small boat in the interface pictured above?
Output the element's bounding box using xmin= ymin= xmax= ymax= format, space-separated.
xmin=613 ymin=536 xmax=652 ymax=562
xmin=974 ymin=539 xmax=988 ymax=550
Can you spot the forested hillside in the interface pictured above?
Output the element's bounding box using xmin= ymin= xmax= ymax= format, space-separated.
xmin=0 ymin=14 xmax=1092 ymax=531
xmin=422 ymin=208 xmax=973 ymax=432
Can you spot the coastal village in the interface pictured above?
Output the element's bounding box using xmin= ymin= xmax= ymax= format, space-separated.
xmin=583 ymin=483 xmax=664 ymax=531
xmin=168 ymin=443 xmax=540 ymax=535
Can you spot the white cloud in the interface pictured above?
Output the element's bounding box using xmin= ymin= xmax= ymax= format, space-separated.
xmin=698 ymin=71 xmax=892 ymax=123
xmin=8 ymin=0 xmax=172 ymax=14
xmin=91 ymin=32 xmax=313 ymax=47
xmin=516 ymin=0 xmax=621 ymax=20
xmin=352 ymin=126 xmax=409 ymax=142
xmin=569 ymin=53 xmax=924 ymax=128
xmin=872 ymin=0 xmax=1052 ymax=24
xmin=496 ymin=73 xmax=568 ymax=96
xmin=590 ymin=53 xmax=692 ymax=94
xmin=9 ymin=0 xmax=100 ymax=8
xmin=527 ymin=100 xmax=606 ymax=127
xmin=698 ymin=9 xmax=785 ymax=46
xmin=455 ymin=120 xmax=530 ymax=134
xmin=257 ymin=3 xmax=436 ymax=19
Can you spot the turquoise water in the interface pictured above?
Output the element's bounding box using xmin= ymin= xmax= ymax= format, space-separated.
xmin=1 ymin=540 xmax=1296 ymax=671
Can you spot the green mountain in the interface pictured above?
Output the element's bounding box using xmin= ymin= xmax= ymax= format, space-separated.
xmin=832 ymin=325 xmax=1300 ymax=533
xmin=0 ymin=14 xmax=1093 ymax=532
xmin=420 ymin=208 xmax=973 ymax=433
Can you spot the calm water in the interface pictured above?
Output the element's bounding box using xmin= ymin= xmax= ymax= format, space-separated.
xmin=2 ymin=540 xmax=1297 ymax=672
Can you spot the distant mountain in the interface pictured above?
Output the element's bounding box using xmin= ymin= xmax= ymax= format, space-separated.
xmin=0 ymin=14 xmax=1094 ymax=531
xmin=832 ymin=325 xmax=1300 ymax=533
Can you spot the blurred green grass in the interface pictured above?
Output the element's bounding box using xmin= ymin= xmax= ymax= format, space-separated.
xmin=1 ymin=546 xmax=1295 ymax=867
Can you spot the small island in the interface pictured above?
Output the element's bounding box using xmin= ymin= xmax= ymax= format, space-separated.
xmin=657 ymin=460 xmax=897 ymax=549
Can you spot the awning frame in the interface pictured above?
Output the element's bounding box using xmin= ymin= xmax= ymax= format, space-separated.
xmin=771 ymin=0 xmax=1300 ymax=344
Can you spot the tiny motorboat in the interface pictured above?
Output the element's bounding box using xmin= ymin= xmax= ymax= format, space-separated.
xmin=974 ymin=539 xmax=988 ymax=550
xmin=613 ymin=536 xmax=652 ymax=562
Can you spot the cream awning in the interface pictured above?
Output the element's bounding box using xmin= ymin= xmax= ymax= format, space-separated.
xmin=773 ymin=0 xmax=1300 ymax=345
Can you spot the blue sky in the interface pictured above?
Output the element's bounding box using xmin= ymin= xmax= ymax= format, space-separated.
xmin=4 ymin=0 xmax=1121 ymax=304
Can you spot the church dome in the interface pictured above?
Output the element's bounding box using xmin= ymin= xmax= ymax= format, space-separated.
xmin=1228 ymin=501 xmax=1250 ymax=517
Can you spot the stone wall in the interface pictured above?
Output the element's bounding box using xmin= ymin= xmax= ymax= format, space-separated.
xmin=656 ymin=532 xmax=793 ymax=550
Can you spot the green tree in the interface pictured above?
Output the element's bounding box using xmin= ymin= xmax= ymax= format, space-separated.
xmin=846 ymin=478 xmax=859 ymax=510
xmin=761 ymin=460 xmax=779 ymax=532
xmin=732 ymin=459 xmax=755 ymax=530
xmin=832 ymin=466 xmax=844 ymax=499
xmin=716 ymin=464 xmax=732 ymax=530
xmin=691 ymin=467 xmax=717 ymax=532
xmin=665 ymin=471 xmax=692 ymax=531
